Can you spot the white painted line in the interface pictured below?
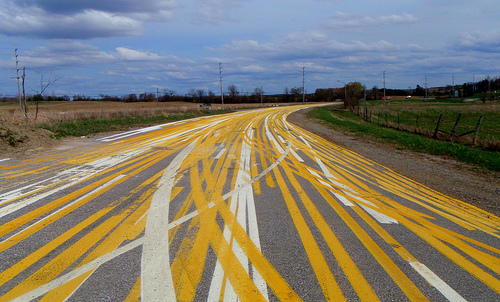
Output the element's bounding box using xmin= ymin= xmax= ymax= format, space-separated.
xmin=0 ymin=175 xmax=127 ymax=244
xmin=265 ymin=115 xmax=285 ymax=155
xmin=62 ymin=272 xmax=93 ymax=302
xmin=317 ymin=179 xmax=334 ymax=189
xmin=290 ymin=149 xmax=304 ymax=162
xmin=141 ymin=139 xmax=198 ymax=302
xmin=299 ymin=135 xmax=313 ymax=148
xmin=307 ymin=168 xmax=321 ymax=178
xmin=315 ymin=156 xmax=337 ymax=180
xmin=167 ymin=202 xmax=215 ymax=229
xmin=11 ymin=238 xmax=144 ymax=302
xmin=0 ymin=158 xmax=10 ymax=163
xmin=357 ymin=203 xmax=398 ymax=224
xmin=209 ymin=126 xmax=268 ymax=301
xmin=332 ymin=192 xmax=355 ymax=207
xmin=215 ymin=148 xmax=226 ymax=159
xmin=410 ymin=261 xmax=467 ymax=302
xmin=0 ymin=149 xmax=143 ymax=212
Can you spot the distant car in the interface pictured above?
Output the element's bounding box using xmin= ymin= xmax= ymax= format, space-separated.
xmin=200 ymin=103 xmax=211 ymax=107
xmin=405 ymin=95 xmax=412 ymax=99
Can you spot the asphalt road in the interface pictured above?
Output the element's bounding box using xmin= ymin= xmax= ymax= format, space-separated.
xmin=1 ymin=104 xmax=499 ymax=301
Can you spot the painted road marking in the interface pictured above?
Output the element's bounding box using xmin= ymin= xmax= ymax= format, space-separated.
xmin=2 ymin=104 xmax=500 ymax=301
xmin=141 ymin=139 xmax=198 ymax=302
xmin=410 ymin=261 xmax=467 ymax=302
xmin=10 ymin=238 xmax=145 ymax=302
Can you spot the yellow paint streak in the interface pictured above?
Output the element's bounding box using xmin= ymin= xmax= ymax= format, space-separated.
xmin=272 ymin=164 xmax=346 ymax=301
xmin=125 ymin=276 xmax=141 ymax=302
xmin=0 ymin=202 xmax=140 ymax=301
xmin=189 ymin=164 xmax=267 ymax=301
xmin=0 ymin=151 xmax=167 ymax=254
xmin=171 ymin=137 xmax=239 ymax=301
xmin=37 ymin=270 xmax=93 ymax=302
xmin=0 ymin=150 xmax=166 ymax=240
xmin=281 ymin=160 xmax=379 ymax=302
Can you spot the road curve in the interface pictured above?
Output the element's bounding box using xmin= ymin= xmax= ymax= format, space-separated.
xmin=0 ymin=104 xmax=499 ymax=301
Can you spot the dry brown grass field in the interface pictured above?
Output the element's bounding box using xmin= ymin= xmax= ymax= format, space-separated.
xmin=0 ymin=101 xmax=281 ymax=124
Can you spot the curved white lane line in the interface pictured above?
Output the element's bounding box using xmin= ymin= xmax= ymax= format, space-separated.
xmin=141 ymin=139 xmax=198 ymax=302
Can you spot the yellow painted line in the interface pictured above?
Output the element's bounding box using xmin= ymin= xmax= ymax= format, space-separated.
xmin=189 ymin=164 xmax=267 ymax=301
xmin=125 ymin=277 xmax=141 ymax=302
xmin=309 ymin=146 xmax=500 ymax=295
xmin=280 ymin=160 xmax=379 ymax=301
xmin=0 ymin=151 xmax=167 ymax=252
xmin=283 ymin=151 xmax=429 ymax=300
xmin=0 ymin=204 xmax=118 ymax=300
xmin=1 ymin=195 xmax=146 ymax=301
xmin=272 ymin=164 xmax=346 ymax=301
xmin=37 ymin=271 xmax=93 ymax=302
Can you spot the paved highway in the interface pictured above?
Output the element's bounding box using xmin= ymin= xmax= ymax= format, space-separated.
xmin=1 ymin=104 xmax=499 ymax=301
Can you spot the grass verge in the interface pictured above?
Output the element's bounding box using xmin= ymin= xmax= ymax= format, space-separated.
xmin=310 ymin=106 xmax=500 ymax=172
xmin=38 ymin=109 xmax=231 ymax=139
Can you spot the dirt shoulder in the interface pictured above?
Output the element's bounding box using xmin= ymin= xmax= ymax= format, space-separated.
xmin=288 ymin=108 xmax=500 ymax=217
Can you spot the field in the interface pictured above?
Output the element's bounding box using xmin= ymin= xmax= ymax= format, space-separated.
xmin=311 ymin=99 xmax=500 ymax=171
xmin=0 ymin=101 xmax=269 ymax=124
xmin=355 ymin=99 xmax=500 ymax=151
xmin=0 ymin=100 xmax=292 ymax=154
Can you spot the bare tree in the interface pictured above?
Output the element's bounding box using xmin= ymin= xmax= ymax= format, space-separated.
xmin=32 ymin=72 xmax=60 ymax=121
xmin=253 ymin=87 xmax=264 ymax=103
xmin=284 ymin=87 xmax=290 ymax=102
xmin=227 ymin=84 xmax=239 ymax=102
xmin=195 ymin=89 xmax=206 ymax=103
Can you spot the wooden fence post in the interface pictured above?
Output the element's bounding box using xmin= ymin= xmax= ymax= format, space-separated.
xmin=473 ymin=116 xmax=484 ymax=145
xmin=433 ymin=114 xmax=443 ymax=139
xmin=449 ymin=113 xmax=462 ymax=141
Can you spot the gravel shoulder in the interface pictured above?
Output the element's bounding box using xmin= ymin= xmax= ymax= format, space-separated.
xmin=288 ymin=108 xmax=500 ymax=217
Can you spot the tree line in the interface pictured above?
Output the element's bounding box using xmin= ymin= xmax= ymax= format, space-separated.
xmin=2 ymin=77 xmax=499 ymax=105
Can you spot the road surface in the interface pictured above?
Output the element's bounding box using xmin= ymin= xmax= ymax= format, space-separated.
xmin=1 ymin=104 xmax=499 ymax=301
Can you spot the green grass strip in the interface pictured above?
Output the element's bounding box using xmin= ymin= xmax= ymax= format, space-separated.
xmin=310 ymin=106 xmax=500 ymax=172
xmin=38 ymin=109 xmax=230 ymax=139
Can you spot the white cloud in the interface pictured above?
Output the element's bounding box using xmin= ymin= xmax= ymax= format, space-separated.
xmin=115 ymin=47 xmax=162 ymax=61
xmin=0 ymin=0 xmax=175 ymax=39
xmin=192 ymin=0 xmax=248 ymax=24
xmin=456 ymin=31 xmax=500 ymax=52
xmin=240 ymin=64 xmax=265 ymax=73
xmin=325 ymin=12 xmax=418 ymax=31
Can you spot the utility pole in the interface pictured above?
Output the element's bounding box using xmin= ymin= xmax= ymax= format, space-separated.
xmin=22 ymin=67 xmax=26 ymax=118
xmin=473 ymin=74 xmax=475 ymax=95
xmin=452 ymin=75 xmax=455 ymax=98
xmin=383 ymin=71 xmax=386 ymax=101
xmin=219 ymin=63 xmax=224 ymax=108
xmin=425 ymin=76 xmax=428 ymax=99
xmin=260 ymin=86 xmax=263 ymax=104
xmin=156 ymin=88 xmax=159 ymax=107
xmin=302 ymin=67 xmax=305 ymax=103
xmin=14 ymin=49 xmax=22 ymax=114
xmin=488 ymin=75 xmax=491 ymax=97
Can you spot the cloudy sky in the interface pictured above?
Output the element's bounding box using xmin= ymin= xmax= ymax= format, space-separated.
xmin=0 ymin=0 xmax=499 ymax=97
